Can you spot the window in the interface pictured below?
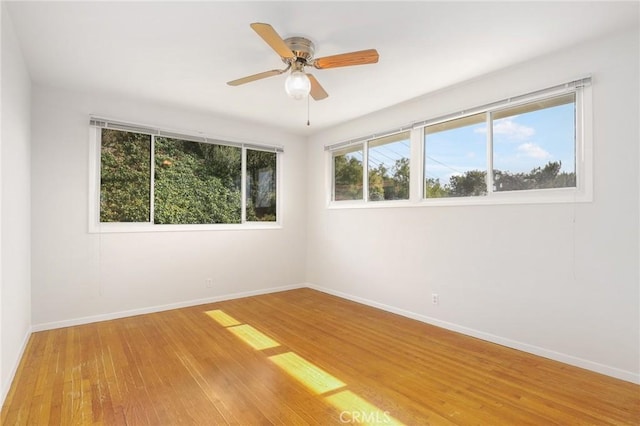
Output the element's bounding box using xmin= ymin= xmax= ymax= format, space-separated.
xmin=90 ymin=119 xmax=282 ymax=231
xmin=368 ymin=132 xmax=411 ymax=201
xmin=492 ymin=94 xmax=575 ymax=192
xmin=424 ymin=114 xmax=486 ymax=198
xmin=153 ymin=137 xmax=242 ymax=224
xmin=246 ymin=149 xmax=277 ymax=222
xmin=333 ymin=146 xmax=363 ymax=201
xmin=100 ymin=129 xmax=152 ymax=222
xmin=327 ymin=77 xmax=591 ymax=207
xmin=331 ymin=131 xmax=411 ymax=203
xmin=424 ymin=93 xmax=577 ymax=198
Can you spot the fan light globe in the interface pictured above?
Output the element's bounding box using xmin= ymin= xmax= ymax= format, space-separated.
xmin=284 ymin=71 xmax=311 ymax=100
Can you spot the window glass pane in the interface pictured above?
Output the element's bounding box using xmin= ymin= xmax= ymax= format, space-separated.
xmin=154 ymin=138 xmax=241 ymax=224
xmin=368 ymin=131 xmax=410 ymax=201
xmin=492 ymin=93 xmax=576 ymax=191
xmin=246 ymin=150 xmax=277 ymax=222
xmin=424 ymin=113 xmax=487 ymax=198
xmin=333 ymin=146 xmax=363 ymax=201
xmin=100 ymin=129 xmax=151 ymax=222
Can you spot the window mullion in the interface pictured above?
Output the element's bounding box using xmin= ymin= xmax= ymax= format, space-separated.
xmin=276 ymin=151 xmax=282 ymax=224
xmin=411 ymin=127 xmax=423 ymax=201
xmin=486 ymin=112 xmax=494 ymax=195
xmin=362 ymin=142 xmax=369 ymax=202
xmin=149 ymin=135 xmax=155 ymax=223
xmin=241 ymin=147 xmax=247 ymax=223
xmin=330 ymin=152 xmax=336 ymax=202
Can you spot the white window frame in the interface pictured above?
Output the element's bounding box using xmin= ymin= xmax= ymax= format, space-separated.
xmin=326 ymin=78 xmax=593 ymax=209
xmin=330 ymin=144 xmax=366 ymax=205
xmin=328 ymin=130 xmax=415 ymax=207
xmin=88 ymin=118 xmax=283 ymax=233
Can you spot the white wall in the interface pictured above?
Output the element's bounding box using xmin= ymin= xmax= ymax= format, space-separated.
xmin=30 ymin=86 xmax=307 ymax=327
xmin=1 ymin=4 xmax=32 ymax=401
xmin=306 ymin=27 xmax=640 ymax=383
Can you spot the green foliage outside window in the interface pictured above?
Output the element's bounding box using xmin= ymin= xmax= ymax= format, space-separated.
xmin=154 ymin=138 xmax=242 ymax=224
xmin=335 ymin=153 xmax=410 ymax=202
xmin=424 ymin=161 xmax=575 ymax=197
xmin=493 ymin=161 xmax=575 ymax=192
xmin=99 ymin=129 xmax=278 ymax=225
xmin=369 ymin=157 xmax=410 ymax=201
xmin=100 ymin=129 xmax=151 ymax=222
xmin=334 ymin=152 xmax=363 ymax=201
xmin=333 ymin=151 xmax=575 ymax=200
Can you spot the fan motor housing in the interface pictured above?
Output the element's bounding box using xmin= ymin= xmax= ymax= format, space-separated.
xmin=284 ymin=37 xmax=315 ymax=63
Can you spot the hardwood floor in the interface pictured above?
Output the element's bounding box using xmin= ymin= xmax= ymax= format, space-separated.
xmin=2 ymin=288 xmax=639 ymax=425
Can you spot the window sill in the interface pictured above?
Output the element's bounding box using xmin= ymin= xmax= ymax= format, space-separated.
xmin=88 ymin=222 xmax=282 ymax=234
xmin=328 ymin=188 xmax=592 ymax=209
xmin=328 ymin=199 xmax=412 ymax=209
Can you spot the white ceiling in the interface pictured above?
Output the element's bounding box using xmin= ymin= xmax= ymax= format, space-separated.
xmin=5 ymin=1 xmax=639 ymax=135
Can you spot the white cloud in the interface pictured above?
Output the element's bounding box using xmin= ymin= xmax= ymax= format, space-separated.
xmin=495 ymin=118 xmax=535 ymax=139
xmin=517 ymin=143 xmax=551 ymax=159
xmin=475 ymin=116 xmax=535 ymax=140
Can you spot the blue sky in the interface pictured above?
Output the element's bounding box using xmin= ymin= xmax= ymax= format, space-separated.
xmin=425 ymin=103 xmax=575 ymax=183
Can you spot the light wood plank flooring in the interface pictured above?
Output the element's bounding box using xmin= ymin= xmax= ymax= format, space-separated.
xmin=2 ymin=288 xmax=639 ymax=425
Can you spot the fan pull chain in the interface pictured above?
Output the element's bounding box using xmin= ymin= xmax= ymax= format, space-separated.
xmin=307 ymin=95 xmax=310 ymax=126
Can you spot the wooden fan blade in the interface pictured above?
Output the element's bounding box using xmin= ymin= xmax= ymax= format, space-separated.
xmin=227 ymin=69 xmax=285 ymax=86
xmin=250 ymin=23 xmax=295 ymax=59
xmin=313 ymin=49 xmax=379 ymax=69
xmin=308 ymin=74 xmax=328 ymax=100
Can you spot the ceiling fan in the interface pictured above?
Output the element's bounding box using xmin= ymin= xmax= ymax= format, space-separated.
xmin=227 ymin=23 xmax=379 ymax=101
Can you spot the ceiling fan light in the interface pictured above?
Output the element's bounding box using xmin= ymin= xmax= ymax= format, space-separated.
xmin=285 ymin=71 xmax=311 ymax=100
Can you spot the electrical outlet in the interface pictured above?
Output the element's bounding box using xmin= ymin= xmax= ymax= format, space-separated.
xmin=431 ymin=293 xmax=439 ymax=305
xmin=205 ymin=278 xmax=213 ymax=288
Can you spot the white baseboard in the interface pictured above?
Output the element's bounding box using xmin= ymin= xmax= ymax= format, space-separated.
xmin=1 ymin=327 xmax=31 ymax=407
xmin=31 ymin=283 xmax=304 ymax=332
xmin=307 ymin=283 xmax=640 ymax=385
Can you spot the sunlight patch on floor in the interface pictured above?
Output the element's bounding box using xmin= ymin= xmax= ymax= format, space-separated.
xmin=268 ymin=352 xmax=346 ymax=395
xmin=205 ymin=309 xmax=241 ymax=327
xmin=228 ymin=324 xmax=281 ymax=350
